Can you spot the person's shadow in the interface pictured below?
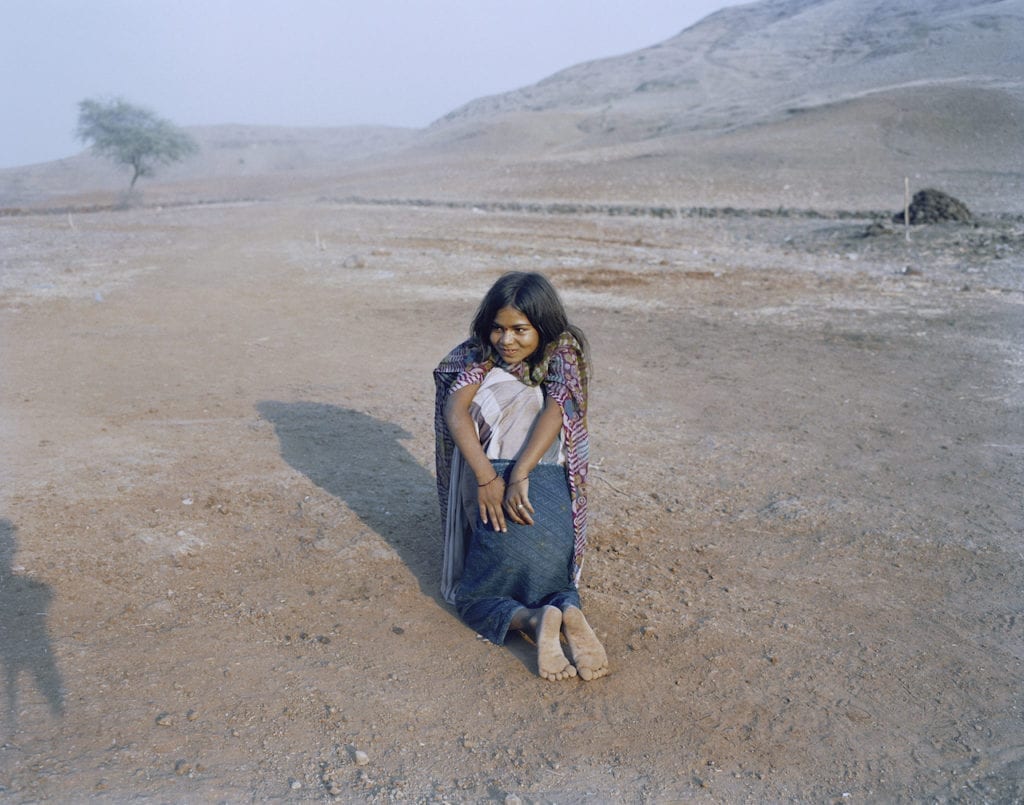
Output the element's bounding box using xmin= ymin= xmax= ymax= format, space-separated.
xmin=0 ymin=518 xmax=65 ymax=733
xmin=257 ymin=402 xmax=548 ymax=675
xmin=256 ymin=402 xmax=443 ymax=601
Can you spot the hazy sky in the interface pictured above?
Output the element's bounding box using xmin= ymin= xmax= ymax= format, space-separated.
xmin=2 ymin=0 xmax=747 ymax=169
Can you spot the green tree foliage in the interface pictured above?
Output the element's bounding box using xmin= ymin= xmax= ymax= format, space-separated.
xmin=76 ymin=97 xmax=198 ymax=189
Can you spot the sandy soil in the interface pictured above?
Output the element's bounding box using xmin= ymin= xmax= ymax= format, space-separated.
xmin=1 ymin=195 xmax=1022 ymax=802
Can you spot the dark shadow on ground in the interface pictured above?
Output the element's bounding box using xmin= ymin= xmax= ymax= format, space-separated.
xmin=0 ymin=518 xmax=64 ymax=733
xmin=256 ymin=402 xmax=443 ymax=602
xmin=257 ymin=402 xmax=554 ymax=676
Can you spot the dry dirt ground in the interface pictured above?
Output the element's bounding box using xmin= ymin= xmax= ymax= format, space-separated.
xmin=1 ymin=196 xmax=1022 ymax=802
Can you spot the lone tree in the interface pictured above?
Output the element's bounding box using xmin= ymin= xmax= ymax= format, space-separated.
xmin=76 ymin=97 xmax=198 ymax=189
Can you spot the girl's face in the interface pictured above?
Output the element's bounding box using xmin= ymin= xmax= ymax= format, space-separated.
xmin=490 ymin=306 xmax=540 ymax=366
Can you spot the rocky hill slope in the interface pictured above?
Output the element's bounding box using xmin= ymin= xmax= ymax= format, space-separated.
xmin=435 ymin=0 xmax=1024 ymax=140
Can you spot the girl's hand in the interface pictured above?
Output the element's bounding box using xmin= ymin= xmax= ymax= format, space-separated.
xmin=478 ymin=475 xmax=507 ymax=532
xmin=504 ymin=477 xmax=534 ymax=526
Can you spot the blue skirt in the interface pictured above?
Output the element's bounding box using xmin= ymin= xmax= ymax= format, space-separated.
xmin=454 ymin=460 xmax=580 ymax=645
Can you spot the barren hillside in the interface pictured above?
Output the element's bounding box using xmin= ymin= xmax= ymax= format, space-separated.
xmin=438 ymin=0 xmax=1024 ymax=134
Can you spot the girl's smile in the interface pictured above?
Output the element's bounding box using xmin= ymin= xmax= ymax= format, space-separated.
xmin=490 ymin=306 xmax=540 ymax=366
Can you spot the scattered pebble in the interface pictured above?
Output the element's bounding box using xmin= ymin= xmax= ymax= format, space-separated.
xmin=320 ymin=765 xmax=343 ymax=797
xmin=155 ymin=713 xmax=173 ymax=727
xmin=354 ymin=750 xmax=370 ymax=766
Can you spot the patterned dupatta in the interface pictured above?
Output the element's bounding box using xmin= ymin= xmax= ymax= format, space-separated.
xmin=433 ymin=333 xmax=590 ymax=601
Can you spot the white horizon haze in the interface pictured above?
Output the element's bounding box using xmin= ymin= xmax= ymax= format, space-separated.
xmin=1 ymin=0 xmax=748 ymax=169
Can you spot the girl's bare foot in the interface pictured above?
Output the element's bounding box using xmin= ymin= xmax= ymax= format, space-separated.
xmin=536 ymin=606 xmax=577 ymax=681
xmin=561 ymin=605 xmax=609 ymax=680
xmin=514 ymin=606 xmax=576 ymax=681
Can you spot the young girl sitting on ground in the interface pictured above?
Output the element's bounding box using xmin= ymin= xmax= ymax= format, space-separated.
xmin=434 ymin=271 xmax=608 ymax=681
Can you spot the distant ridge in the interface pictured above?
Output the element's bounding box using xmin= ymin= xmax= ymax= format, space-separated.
xmin=0 ymin=125 xmax=415 ymax=207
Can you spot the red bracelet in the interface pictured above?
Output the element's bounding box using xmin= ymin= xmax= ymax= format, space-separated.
xmin=478 ymin=475 xmax=500 ymax=487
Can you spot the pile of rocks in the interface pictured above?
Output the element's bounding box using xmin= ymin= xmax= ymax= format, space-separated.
xmin=894 ymin=188 xmax=973 ymax=224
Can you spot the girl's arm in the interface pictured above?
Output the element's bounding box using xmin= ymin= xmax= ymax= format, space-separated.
xmin=504 ymin=395 xmax=563 ymax=526
xmin=444 ymin=383 xmax=507 ymax=532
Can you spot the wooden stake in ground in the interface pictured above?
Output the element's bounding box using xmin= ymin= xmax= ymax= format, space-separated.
xmin=904 ymin=177 xmax=911 ymax=242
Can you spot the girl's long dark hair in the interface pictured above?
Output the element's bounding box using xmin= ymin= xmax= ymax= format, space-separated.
xmin=470 ymin=272 xmax=588 ymax=369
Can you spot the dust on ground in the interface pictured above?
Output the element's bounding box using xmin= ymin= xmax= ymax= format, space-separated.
xmin=1 ymin=199 xmax=1022 ymax=802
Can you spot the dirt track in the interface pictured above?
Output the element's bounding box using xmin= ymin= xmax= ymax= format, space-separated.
xmin=1 ymin=199 xmax=1022 ymax=801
